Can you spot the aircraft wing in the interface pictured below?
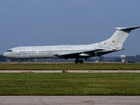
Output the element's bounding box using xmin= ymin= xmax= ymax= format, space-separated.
xmin=54 ymin=49 xmax=105 ymax=58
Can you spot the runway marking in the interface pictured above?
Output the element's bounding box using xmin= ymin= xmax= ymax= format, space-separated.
xmin=0 ymin=70 xmax=140 ymax=73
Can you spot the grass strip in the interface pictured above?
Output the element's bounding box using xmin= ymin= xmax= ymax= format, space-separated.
xmin=0 ymin=63 xmax=140 ymax=70
xmin=0 ymin=73 xmax=140 ymax=95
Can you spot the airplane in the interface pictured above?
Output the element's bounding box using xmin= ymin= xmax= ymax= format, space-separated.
xmin=3 ymin=25 xmax=140 ymax=63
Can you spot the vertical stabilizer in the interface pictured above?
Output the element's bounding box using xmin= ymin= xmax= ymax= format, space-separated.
xmin=100 ymin=26 xmax=140 ymax=49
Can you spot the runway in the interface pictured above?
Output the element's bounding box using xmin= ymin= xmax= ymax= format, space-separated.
xmin=0 ymin=96 xmax=140 ymax=105
xmin=0 ymin=70 xmax=140 ymax=73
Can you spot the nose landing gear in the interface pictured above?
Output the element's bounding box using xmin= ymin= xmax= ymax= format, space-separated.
xmin=17 ymin=59 xmax=21 ymax=63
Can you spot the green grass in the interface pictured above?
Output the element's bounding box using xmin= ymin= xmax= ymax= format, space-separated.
xmin=0 ymin=63 xmax=140 ymax=70
xmin=0 ymin=73 xmax=140 ymax=95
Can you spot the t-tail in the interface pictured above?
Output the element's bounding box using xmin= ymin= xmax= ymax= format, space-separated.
xmin=99 ymin=25 xmax=140 ymax=50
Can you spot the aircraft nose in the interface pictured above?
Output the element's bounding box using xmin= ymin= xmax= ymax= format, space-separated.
xmin=3 ymin=52 xmax=6 ymax=56
xmin=3 ymin=52 xmax=8 ymax=57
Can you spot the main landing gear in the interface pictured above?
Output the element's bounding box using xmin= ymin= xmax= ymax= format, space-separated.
xmin=75 ymin=58 xmax=84 ymax=64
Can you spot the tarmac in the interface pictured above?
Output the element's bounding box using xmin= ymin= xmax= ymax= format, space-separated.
xmin=0 ymin=96 xmax=140 ymax=105
xmin=0 ymin=70 xmax=140 ymax=73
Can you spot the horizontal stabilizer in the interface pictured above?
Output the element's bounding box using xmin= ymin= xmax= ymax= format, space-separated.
xmin=115 ymin=25 xmax=140 ymax=31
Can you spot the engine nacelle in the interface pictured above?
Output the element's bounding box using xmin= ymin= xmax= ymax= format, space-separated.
xmin=79 ymin=53 xmax=90 ymax=57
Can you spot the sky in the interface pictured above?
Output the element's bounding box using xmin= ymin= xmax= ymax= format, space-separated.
xmin=0 ymin=0 xmax=140 ymax=56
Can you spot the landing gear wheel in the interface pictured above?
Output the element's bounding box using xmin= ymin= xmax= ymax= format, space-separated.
xmin=75 ymin=60 xmax=79 ymax=64
xmin=79 ymin=60 xmax=83 ymax=64
xmin=75 ymin=59 xmax=84 ymax=64
xmin=17 ymin=59 xmax=21 ymax=63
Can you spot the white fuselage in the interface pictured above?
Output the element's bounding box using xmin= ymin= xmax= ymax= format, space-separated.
xmin=4 ymin=44 xmax=100 ymax=59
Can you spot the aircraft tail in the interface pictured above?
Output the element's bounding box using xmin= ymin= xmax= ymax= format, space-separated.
xmin=100 ymin=25 xmax=140 ymax=49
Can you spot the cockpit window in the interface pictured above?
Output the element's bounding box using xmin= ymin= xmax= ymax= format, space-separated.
xmin=7 ymin=50 xmax=13 ymax=52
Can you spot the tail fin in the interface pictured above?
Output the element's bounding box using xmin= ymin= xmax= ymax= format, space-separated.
xmin=100 ymin=25 xmax=140 ymax=49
